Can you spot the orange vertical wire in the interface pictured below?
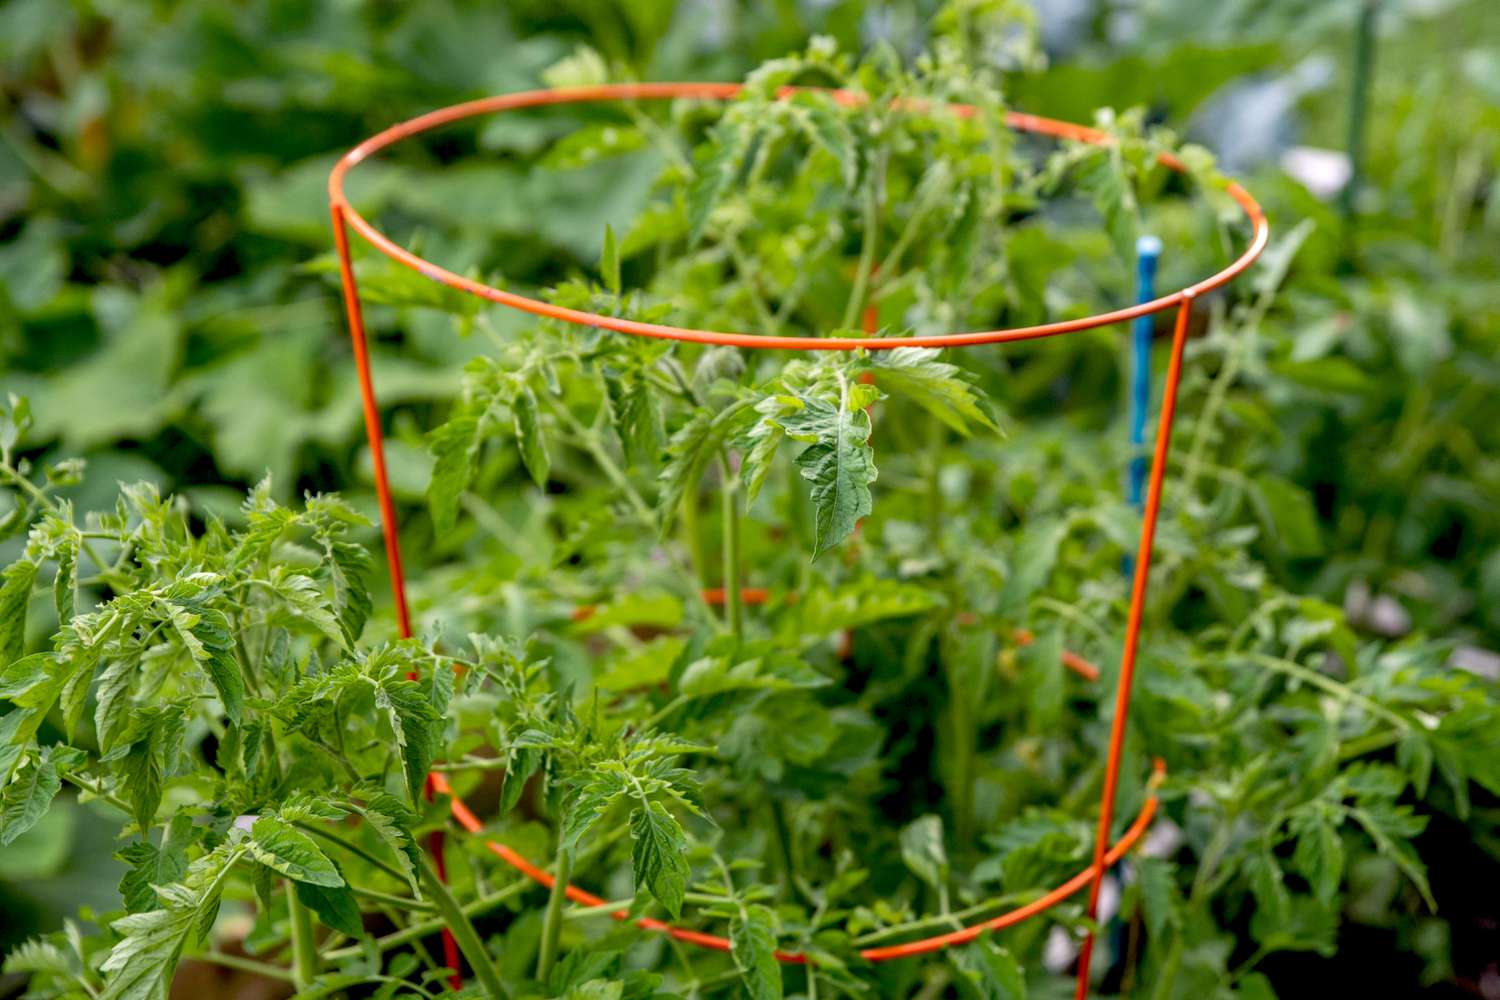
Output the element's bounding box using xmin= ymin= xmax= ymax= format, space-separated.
xmin=331 ymin=203 xmax=414 ymax=641
xmin=333 ymin=202 xmax=462 ymax=983
xmin=1073 ymin=293 xmax=1194 ymax=999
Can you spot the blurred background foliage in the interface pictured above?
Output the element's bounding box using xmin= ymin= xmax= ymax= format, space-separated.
xmin=1 ymin=0 xmax=1497 ymax=990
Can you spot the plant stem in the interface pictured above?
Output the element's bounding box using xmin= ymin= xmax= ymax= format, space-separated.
xmin=536 ymin=845 xmax=575 ymax=984
xmin=419 ymin=854 xmax=510 ymax=999
xmin=1245 ymin=652 xmax=1414 ymax=733
xmin=840 ymin=159 xmax=883 ymax=331
xmin=295 ymin=821 xmax=410 ymax=886
xmin=349 ymin=885 xmax=434 ymax=911
xmin=719 ymin=456 xmax=744 ymax=641
xmin=323 ymin=882 xmax=533 ymax=961
xmin=198 ymin=951 xmax=295 ymax=982
xmin=286 ymin=881 xmax=319 ymax=992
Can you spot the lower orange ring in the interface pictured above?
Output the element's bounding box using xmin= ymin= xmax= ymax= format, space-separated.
xmin=429 ymin=762 xmax=1162 ymax=963
xmin=433 ymin=588 xmax=1161 ymax=965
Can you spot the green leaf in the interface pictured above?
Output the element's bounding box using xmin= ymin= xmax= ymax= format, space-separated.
xmin=296 ymin=879 xmax=364 ymax=937
xmin=612 ymin=375 xmax=661 ymax=467
xmin=866 ymin=348 xmax=997 ymax=434
xmin=1250 ymin=474 xmax=1322 ymax=558
xmin=359 ymin=794 xmax=422 ymax=895
xmin=630 ymin=800 xmax=690 ymax=919
xmin=3 ymin=938 xmax=73 ymax=979
xmin=1075 ymin=147 xmax=1138 ymax=262
xmin=730 ymin=904 xmax=782 ymax=1000
xmin=687 ymin=118 xmax=754 ymax=246
xmin=188 ymin=607 xmax=245 ymax=727
xmin=1020 ymin=627 xmax=1064 ymax=728
xmin=248 ymin=816 xmax=344 ymax=888
xmin=561 ymin=769 xmax=629 ymax=851
xmin=601 ymin=223 xmax=621 ymax=295
xmin=657 ymin=400 xmax=756 ymax=536
xmin=119 ymin=738 xmax=164 ymax=836
xmin=1350 ymin=803 xmax=1434 ymax=909
xmin=951 ymin=933 xmax=1026 ymax=1000
xmin=376 ymin=678 xmax=442 ymax=807
xmin=99 ymin=845 xmax=240 ymax=1000
xmin=116 ymin=817 xmax=193 ymax=914
xmin=0 ymin=651 xmax=52 ymax=699
xmin=999 ymin=518 xmax=1067 ymax=614
xmin=95 ymin=660 xmax=137 ymax=757
xmin=500 ymin=746 xmax=541 ymax=815
xmin=0 ymin=558 xmax=38 ymax=667
xmin=899 ymin=815 xmax=950 ymax=893
xmin=768 ymin=394 xmax=876 ymax=560
xmin=53 ymin=535 xmax=76 ymax=623
xmin=426 ymin=407 xmax=481 ymax=535
xmin=0 ymin=750 xmax=61 ymax=846
xmin=513 ymin=386 xmax=550 ymax=488
xmin=1289 ymin=813 xmax=1345 ymax=904
xmin=324 ymin=538 xmax=373 ymax=647
xmin=678 ymin=651 xmax=830 ymax=697
xmin=800 ymin=101 xmax=858 ymax=189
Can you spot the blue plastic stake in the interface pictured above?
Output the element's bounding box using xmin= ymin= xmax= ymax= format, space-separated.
xmin=1124 ymin=235 xmax=1162 ymax=579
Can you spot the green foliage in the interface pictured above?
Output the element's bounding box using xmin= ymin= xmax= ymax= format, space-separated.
xmin=4 ymin=0 xmax=1500 ymax=997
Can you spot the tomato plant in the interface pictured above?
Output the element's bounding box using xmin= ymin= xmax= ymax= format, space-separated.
xmin=4 ymin=4 xmax=1499 ymax=999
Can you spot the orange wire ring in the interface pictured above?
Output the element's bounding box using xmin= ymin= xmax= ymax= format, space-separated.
xmin=328 ymin=82 xmax=1268 ymax=997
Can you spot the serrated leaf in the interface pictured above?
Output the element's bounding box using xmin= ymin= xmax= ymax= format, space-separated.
xmin=1289 ymin=814 xmax=1344 ymax=904
xmin=687 ymin=118 xmax=754 ymax=246
xmin=189 ymin=609 xmax=244 ymax=727
xmin=501 ymin=746 xmax=541 ymax=815
xmin=53 ymin=536 xmax=76 ymax=623
xmin=375 ymin=678 xmax=441 ymax=807
xmin=324 ymin=538 xmax=373 ymax=647
xmin=612 ymin=375 xmax=661 ymax=467
xmin=630 ymin=800 xmax=690 ymax=919
xmin=866 ymin=348 xmax=997 ymax=434
xmin=562 ymin=770 xmax=629 ymax=851
xmin=899 ymin=815 xmax=949 ymax=893
xmin=0 ymin=750 xmax=61 ymax=846
xmin=657 ymin=400 xmax=756 ymax=537
xmin=795 ymin=97 xmax=858 ymax=189
xmin=950 ymin=934 xmax=1026 ymax=1000
xmin=1350 ymin=803 xmax=1434 ymax=909
xmin=119 ymin=738 xmax=164 ymax=835
xmin=297 ymin=879 xmax=364 ymax=937
xmin=1076 ymin=147 xmax=1138 ymax=262
xmin=999 ymin=518 xmax=1067 ymax=614
xmin=360 ymin=794 xmax=422 ymax=895
xmin=116 ymin=816 xmax=193 ymax=914
xmin=248 ymin=816 xmax=344 ymax=887
xmin=730 ymin=904 xmax=782 ymax=1000
xmin=3 ymin=938 xmax=72 ymax=977
xmin=765 ymin=394 xmax=876 ymax=560
xmin=426 ymin=407 xmax=481 ymax=535
xmin=0 ymin=559 xmax=38 ymax=667
xmin=513 ymin=386 xmax=550 ymax=488
xmin=95 ymin=659 xmax=136 ymax=756
xmin=99 ymin=845 xmax=239 ymax=1000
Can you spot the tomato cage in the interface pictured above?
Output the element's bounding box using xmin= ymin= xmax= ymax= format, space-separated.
xmin=327 ymin=81 xmax=1269 ymax=997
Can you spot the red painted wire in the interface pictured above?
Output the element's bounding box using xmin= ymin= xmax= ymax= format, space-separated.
xmin=428 ymin=759 xmax=1163 ymax=964
xmin=1072 ymin=295 xmax=1195 ymax=997
xmin=328 ymin=85 xmax=1265 ymax=993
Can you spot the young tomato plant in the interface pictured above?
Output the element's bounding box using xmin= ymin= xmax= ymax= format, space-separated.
xmin=5 ymin=5 xmax=1500 ymax=1000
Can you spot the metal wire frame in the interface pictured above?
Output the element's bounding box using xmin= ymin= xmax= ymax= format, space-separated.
xmin=327 ymin=82 xmax=1269 ymax=997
